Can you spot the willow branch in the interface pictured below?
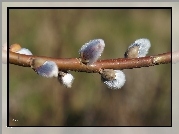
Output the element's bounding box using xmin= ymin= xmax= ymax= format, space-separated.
xmin=9 ymin=51 xmax=171 ymax=73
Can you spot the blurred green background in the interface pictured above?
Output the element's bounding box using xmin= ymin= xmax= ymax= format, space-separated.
xmin=9 ymin=9 xmax=171 ymax=126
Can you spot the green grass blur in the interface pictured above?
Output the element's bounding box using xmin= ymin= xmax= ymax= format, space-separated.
xmin=9 ymin=8 xmax=171 ymax=126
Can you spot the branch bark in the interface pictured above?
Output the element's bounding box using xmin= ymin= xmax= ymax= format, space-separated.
xmin=9 ymin=51 xmax=171 ymax=73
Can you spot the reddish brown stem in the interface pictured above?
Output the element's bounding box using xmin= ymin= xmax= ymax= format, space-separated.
xmin=9 ymin=51 xmax=171 ymax=73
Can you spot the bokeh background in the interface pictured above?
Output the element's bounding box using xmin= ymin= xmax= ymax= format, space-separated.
xmin=9 ymin=8 xmax=171 ymax=126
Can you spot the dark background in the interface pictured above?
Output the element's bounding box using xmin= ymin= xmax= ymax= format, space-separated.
xmin=9 ymin=8 xmax=171 ymax=126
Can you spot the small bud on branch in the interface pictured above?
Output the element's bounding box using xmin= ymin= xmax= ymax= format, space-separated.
xmin=79 ymin=39 xmax=105 ymax=65
xmin=31 ymin=58 xmax=58 ymax=78
xmin=9 ymin=43 xmax=33 ymax=55
xmin=101 ymin=70 xmax=126 ymax=89
xmin=124 ymin=38 xmax=151 ymax=58
xmin=58 ymin=71 xmax=74 ymax=88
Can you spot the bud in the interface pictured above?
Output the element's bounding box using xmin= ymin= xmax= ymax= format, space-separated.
xmin=16 ymin=48 xmax=33 ymax=55
xmin=124 ymin=45 xmax=139 ymax=58
xmin=124 ymin=38 xmax=151 ymax=58
xmin=9 ymin=43 xmax=32 ymax=55
xmin=100 ymin=69 xmax=116 ymax=81
xmin=31 ymin=58 xmax=58 ymax=78
xmin=58 ymin=71 xmax=74 ymax=88
xmin=9 ymin=43 xmax=22 ymax=52
xmin=79 ymin=39 xmax=105 ymax=65
xmin=101 ymin=69 xmax=126 ymax=89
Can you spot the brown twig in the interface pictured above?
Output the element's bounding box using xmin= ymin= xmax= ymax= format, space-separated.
xmin=9 ymin=51 xmax=171 ymax=73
